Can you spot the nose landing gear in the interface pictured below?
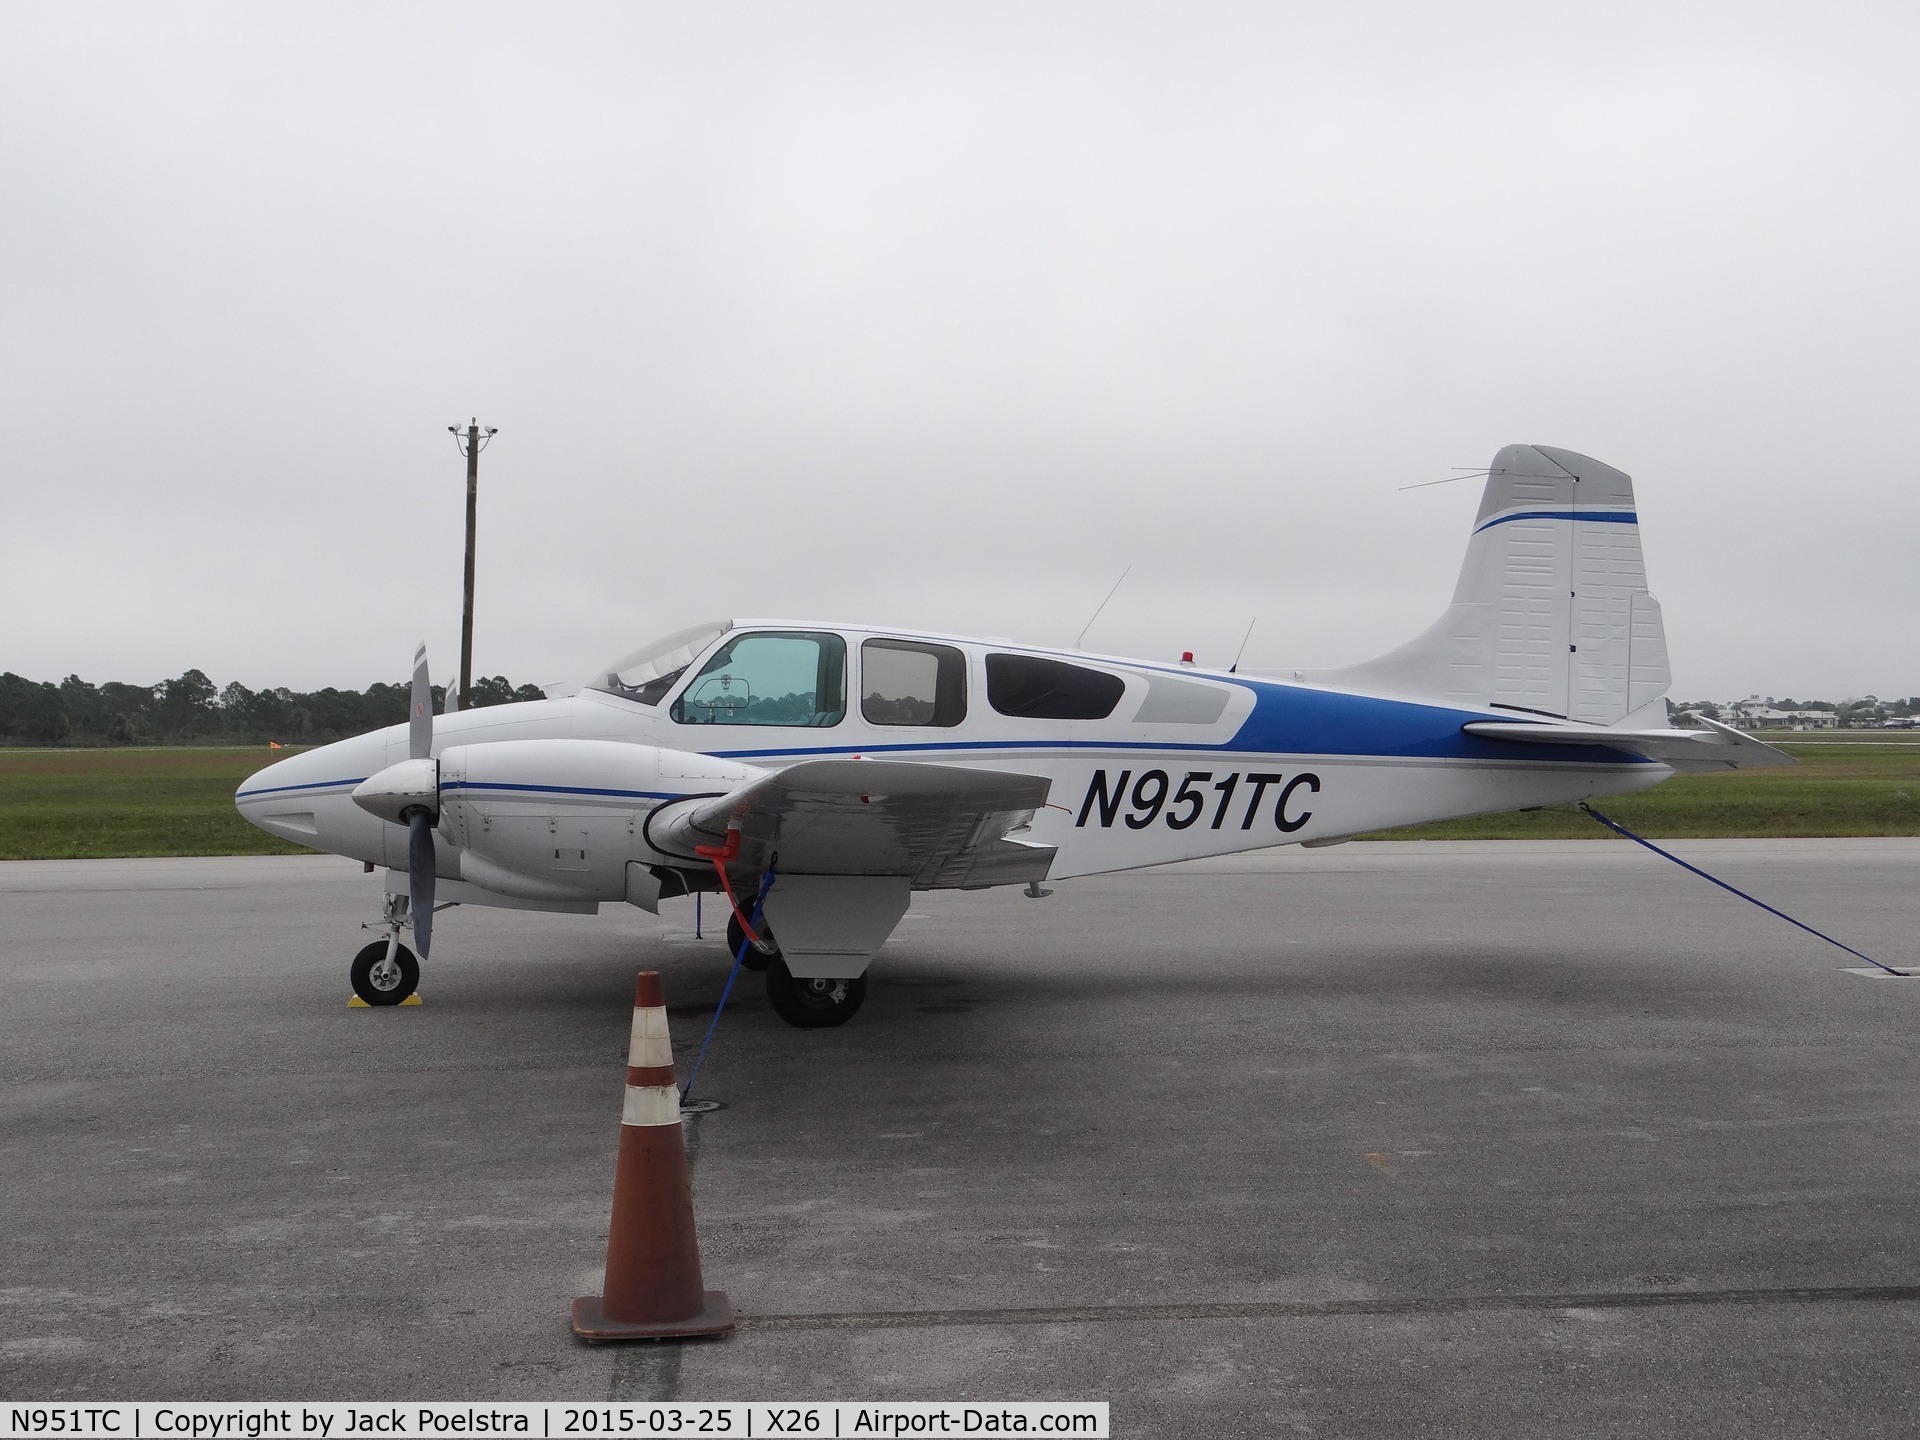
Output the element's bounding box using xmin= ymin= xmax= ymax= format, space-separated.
xmin=351 ymin=892 xmax=422 ymax=1006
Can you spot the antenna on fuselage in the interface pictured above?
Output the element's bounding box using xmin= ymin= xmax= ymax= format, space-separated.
xmin=1074 ymin=565 xmax=1131 ymax=651
xmin=1228 ymin=617 xmax=1257 ymax=674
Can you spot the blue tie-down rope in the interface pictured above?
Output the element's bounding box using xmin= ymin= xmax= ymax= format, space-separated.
xmin=1579 ymin=803 xmax=1908 ymax=977
xmin=681 ymin=862 xmax=778 ymax=1103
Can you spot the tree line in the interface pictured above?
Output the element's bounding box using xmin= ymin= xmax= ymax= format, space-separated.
xmin=0 ymin=669 xmax=547 ymax=746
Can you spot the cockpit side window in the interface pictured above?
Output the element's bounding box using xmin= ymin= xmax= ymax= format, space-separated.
xmin=984 ymin=654 xmax=1125 ymax=720
xmin=671 ymin=631 xmax=847 ymax=727
xmin=861 ymin=638 xmax=967 ymax=727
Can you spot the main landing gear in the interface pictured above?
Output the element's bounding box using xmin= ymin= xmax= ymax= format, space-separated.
xmin=766 ymin=961 xmax=867 ymax=1029
xmin=352 ymin=892 xmax=422 ymax=1006
xmin=725 ymin=912 xmax=866 ymax=1027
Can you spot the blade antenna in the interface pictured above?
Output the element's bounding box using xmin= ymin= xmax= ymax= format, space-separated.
xmin=1228 ymin=617 xmax=1257 ymax=674
xmin=1074 ymin=565 xmax=1131 ymax=651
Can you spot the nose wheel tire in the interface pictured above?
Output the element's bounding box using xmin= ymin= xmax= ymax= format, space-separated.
xmin=765 ymin=958 xmax=867 ymax=1028
xmin=351 ymin=940 xmax=420 ymax=1006
xmin=726 ymin=911 xmax=780 ymax=973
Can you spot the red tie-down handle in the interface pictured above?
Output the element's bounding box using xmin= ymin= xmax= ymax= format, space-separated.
xmin=694 ymin=828 xmax=764 ymax=947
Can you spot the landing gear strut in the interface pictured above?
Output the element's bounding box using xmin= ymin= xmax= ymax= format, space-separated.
xmin=726 ymin=910 xmax=780 ymax=973
xmin=705 ymin=854 xmax=867 ymax=1027
xmin=353 ymin=892 xmax=421 ymax=1005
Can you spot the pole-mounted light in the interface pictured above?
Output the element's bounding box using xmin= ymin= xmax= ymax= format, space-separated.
xmin=446 ymin=418 xmax=497 ymax=713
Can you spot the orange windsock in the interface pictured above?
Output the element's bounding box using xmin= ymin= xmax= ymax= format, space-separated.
xmin=571 ymin=972 xmax=735 ymax=1341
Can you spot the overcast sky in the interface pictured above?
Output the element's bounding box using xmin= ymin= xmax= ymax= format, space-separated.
xmin=4 ymin=2 xmax=1916 ymax=701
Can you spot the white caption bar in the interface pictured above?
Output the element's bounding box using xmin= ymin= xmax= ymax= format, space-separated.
xmin=1 ymin=1404 xmax=1109 ymax=1440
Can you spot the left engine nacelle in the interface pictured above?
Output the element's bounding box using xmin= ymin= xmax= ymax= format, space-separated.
xmin=433 ymin=738 xmax=758 ymax=901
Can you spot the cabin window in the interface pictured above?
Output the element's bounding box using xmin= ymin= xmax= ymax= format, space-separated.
xmin=985 ymin=654 xmax=1125 ymax=720
xmin=672 ymin=631 xmax=846 ymax=727
xmin=861 ymin=639 xmax=967 ymax=727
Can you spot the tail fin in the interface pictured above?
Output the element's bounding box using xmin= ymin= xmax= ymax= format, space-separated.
xmin=1301 ymin=444 xmax=1671 ymax=724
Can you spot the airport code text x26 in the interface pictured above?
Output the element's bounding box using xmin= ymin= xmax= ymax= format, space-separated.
xmin=5 ymin=1406 xmax=1109 ymax=1440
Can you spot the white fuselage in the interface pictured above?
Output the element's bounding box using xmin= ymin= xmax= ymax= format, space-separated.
xmin=236 ymin=622 xmax=1668 ymax=908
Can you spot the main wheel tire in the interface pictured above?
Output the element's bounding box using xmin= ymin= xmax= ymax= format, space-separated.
xmin=765 ymin=959 xmax=867 ymax=1028
xmin=351 ymin=939 xmax=420 ymax=1006
xmin=726 ymin=911 xmax=779 ymax=973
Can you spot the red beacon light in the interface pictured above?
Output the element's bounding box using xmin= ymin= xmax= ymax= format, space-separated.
xmin=1180 ymin=651 xmax=1195 ymax=666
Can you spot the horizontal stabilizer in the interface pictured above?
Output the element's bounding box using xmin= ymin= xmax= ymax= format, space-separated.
xmin=1462 ymin=715 xmax=1796 ymax=771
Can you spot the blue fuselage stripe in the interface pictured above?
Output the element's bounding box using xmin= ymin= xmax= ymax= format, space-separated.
xmin=710 ymin=735 xmax=1644 ymax=768
xmin=235 ymin=777 xmax=368 ymax=800
xmin=709 ymin=739 xmax=1248 ymax=759
xmin=441 ymin=781 xmax=680 ymax=800
xmin=1474 ymin=509 xmax=1637 ymax=534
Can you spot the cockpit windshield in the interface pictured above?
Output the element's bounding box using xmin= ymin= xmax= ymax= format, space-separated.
xmin=588 ymin=621 xmax=730 ymax=706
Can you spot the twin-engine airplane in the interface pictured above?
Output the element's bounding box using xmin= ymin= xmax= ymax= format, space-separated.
xmin=237 ymin=445 xmax=1790 ymax=1024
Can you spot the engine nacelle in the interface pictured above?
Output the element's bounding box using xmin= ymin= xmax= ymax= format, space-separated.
xmin=435 ymin=739 xmax=758 ymax=902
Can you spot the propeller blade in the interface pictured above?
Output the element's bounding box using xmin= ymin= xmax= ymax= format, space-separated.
xmin=408 ymin=808 xmax=437 ymax=959
xmin=410 ymin=643 xmax=432 ymax=761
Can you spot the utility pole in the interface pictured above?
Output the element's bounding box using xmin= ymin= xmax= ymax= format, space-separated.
xmin=447 ymin=418 xmax=497 ymax=711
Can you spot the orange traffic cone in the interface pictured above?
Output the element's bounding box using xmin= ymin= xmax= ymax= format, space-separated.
xmin=571 ymin=971 xmax=735 ymax=1341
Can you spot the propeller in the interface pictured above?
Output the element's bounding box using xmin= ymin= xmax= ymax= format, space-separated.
xmin=349 ymin=644 xmax=445 ymax=957
xmin=405 ymin=643 xmax=436 ymax=957
xmin=408 ymin=808 xmax=436 ymax=959
xmin=410 ymin=643 xmax=433 ymax=761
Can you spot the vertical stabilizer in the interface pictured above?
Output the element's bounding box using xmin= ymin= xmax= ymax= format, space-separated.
xmin=1292 ymin=445 xmax=1670 ymax=723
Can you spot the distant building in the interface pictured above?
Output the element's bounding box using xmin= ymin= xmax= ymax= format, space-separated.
xmin=1726 ymin=696 xmax=1837 ymax=730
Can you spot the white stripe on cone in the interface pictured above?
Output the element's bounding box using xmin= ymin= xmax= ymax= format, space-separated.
xmin=622 ymin=1083 xmax=681 ymax=1128
xmin=628 ymin=1005 xmax=673 ymax=1069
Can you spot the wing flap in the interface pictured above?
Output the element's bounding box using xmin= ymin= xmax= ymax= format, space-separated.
xmin=661 ymin=759 xmax=1056 ymax=886
xmin=1462 ymin=714 xmax=1796 ymax=771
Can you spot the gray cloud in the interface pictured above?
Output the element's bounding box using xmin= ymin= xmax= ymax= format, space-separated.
xmin=3 ymin=2 xmax=1915 ymax=700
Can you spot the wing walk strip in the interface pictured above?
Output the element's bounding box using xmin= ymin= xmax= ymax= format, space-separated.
xmin=737 ymin=1283 xmax=1920 ymax=1332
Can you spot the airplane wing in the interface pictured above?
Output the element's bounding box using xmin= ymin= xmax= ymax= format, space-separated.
xmin=655 ymin=759 xmax=1056 ymax=889
xmin=1461 ymin=714 xmax=1797 ymax=771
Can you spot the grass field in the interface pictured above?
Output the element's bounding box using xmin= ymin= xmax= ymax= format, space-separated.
xmin=0 ymin=747 xmax=312 ymax=860
xmin=1 ymin=737 xmax=1917 ymax=860
xmin=1373 ymin=735 xmax=1920 ymax=839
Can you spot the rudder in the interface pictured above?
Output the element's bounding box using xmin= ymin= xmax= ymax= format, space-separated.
xmin=1297 ymin=444 xmax=1670 ymax=724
